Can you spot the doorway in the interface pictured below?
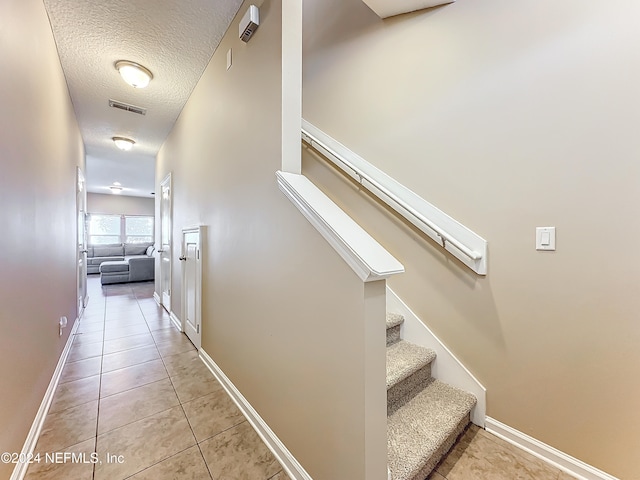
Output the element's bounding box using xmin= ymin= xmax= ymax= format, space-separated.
xmin=181 ymin=225 xmax=204 ymax=350
xmin=76 ymin=167 xmax=88 ymax=315
xmin=159 ymin=173 xmax=172 ymax=312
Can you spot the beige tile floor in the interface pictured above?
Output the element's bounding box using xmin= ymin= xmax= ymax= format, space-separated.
xmin=25 ymin=276 xmax=577 ymax=480
xmin=26 ymin=277 xmax=286 ymax=480
xmin=431 ymin=425 xmax=577 ymax=480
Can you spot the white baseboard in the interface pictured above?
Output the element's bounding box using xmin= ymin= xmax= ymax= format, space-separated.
xmin=169 ymin=311 xmax=182 ymax=332
xmin=386 ymin=287 xmax=486 ymax=426
xmin=11 ymin=318 xmax=79 ymax=480
xmin=199 ymin=349 xmax=312 ymax=480
xmin=153 ymin=292 xmax=161 ymax=306
xmin=485 ymin=417 xmax=619 ymax=480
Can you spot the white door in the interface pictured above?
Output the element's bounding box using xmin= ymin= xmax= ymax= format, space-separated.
xmin=76 ymin=168 xmax=88 ymax=314
xmin=159 ymin=173 xmax=172 ymax=311
xmin=181 ymin=226 xmax=203 ymax=350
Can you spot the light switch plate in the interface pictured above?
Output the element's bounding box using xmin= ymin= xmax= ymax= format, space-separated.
xmin=536 ymin=227 xmax=556 ymax=251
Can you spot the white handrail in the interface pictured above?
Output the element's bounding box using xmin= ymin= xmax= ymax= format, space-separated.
xmin=301 ymin=120 xmax=488 ymax=275
xmin=276 ymin=171 xmax=405 ymax=282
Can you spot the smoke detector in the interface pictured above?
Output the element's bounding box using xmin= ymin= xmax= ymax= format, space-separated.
xmin=239 ymin=5 xmax=259 ymax=42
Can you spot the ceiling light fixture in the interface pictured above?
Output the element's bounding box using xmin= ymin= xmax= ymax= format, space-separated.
xmin=112 ymin=136 xmax=135 ymax=151
xmin=115 ymin=60 xmax=153 ymax=88
xmin=109 ymin=185 xmax=123 ymax=194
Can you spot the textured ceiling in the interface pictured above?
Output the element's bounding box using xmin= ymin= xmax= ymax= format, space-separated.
xmin=43 ymin=0 xmax=244 ymax=197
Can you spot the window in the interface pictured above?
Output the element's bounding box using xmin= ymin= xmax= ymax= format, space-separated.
xmin=88 ymin=214 xmax=154 ymax=245
xmin=125 ymin=216 xmax=154 ymax=244
xmin=88 ymin=214 xmax=121 ymax=245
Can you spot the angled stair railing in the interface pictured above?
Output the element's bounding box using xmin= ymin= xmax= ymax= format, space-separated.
xmin=276 ymin=171 xmax=405 ymax=282
xmin=302 ymin=120 xmax=488 ymax=275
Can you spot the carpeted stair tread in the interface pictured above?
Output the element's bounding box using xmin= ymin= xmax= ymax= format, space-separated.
xmin=386 ymin=312 xmax=404 ymax=330
xmin=386 ymin=313 xmax=404 ymax=346
xmin=387 ymin=379 xmax=477 ymax=480
xmin=386 ymin=340 xmax=436 ymax=390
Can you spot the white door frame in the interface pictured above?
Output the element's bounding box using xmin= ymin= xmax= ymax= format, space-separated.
xmin=159 ymin=173 xmax=173 ymax=312
xmin=181 ymin=225 xmax=204 ymax=350
xmin=76 ymin=167 xmax=88 ymax=314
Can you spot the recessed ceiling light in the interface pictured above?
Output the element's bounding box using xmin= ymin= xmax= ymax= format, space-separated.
xmin=115 ymin=60 xmax=153 ymax=88
xmin=113 ymin=181 xmax=121 ymax=186
xmin=112 ymin=136 xmax=135 ymax=151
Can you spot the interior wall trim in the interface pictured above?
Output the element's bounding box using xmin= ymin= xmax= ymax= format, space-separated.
xmin=485 ymin=417 xmax=619 ymax=480
xmin=10 ymin=318 xmax=80 ymax=480
xmin=169 ymin=311 xmax=182 ymax=332
xmin=153 ymin=291 xmax=161 ymax=306
xmin=199 ymin=349 xmax=313 ymax=480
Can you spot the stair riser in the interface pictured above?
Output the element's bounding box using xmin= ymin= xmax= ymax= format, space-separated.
xmin=404 ymin=414 xmax=470 ymax=480
xmin=386 ymin=324 xmax=401 ymax=346
xmin=387 ymin=365 xmax=432 ymax=415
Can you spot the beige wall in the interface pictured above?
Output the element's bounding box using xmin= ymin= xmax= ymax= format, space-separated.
xmin=157 ymin=1 xmax=384 ymax=477
xmin=303 ymin=0 xmax=640 ymax=478
xmin=0 ymin=0 xmax=84 ymax=477
xmin=88 ymin=193 xmax=154 ymax=216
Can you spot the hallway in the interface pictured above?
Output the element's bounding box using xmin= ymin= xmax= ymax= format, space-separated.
xmin=21 ymin=277 xmax=578 ymax=480
xmin=25 ymin=276 xmax=287 ymax=479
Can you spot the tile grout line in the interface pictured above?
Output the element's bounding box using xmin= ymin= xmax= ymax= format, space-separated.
xmin=92 ymin=282 xmax=108 ymax=480
xmin=119 ymin=445 xmax=197 ymax=480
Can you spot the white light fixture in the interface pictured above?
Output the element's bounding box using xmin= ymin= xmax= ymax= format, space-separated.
xmin=109 ymin=185 xmax=123 ymax=194
xmin=112 ymin=136 xmax=135 ymax=151
xmin=115 ymin=60 xmax=153 ymax=88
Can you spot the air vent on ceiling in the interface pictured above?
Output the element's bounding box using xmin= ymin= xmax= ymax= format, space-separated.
xmin=108 ymin=99 xmax=147 ymax=116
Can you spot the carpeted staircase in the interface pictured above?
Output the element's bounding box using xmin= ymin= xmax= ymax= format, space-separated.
xmin=386 ymin=313 xmax=477 ymax=480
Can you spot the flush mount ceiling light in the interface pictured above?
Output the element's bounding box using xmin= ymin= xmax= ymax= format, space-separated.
xmin=109 ymin=185 xmax=123 ymax=194
xmin=112 ymin=136 xmax=135 ymax=151
xmin=115 ymin=60 xmax=153 ymax=88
